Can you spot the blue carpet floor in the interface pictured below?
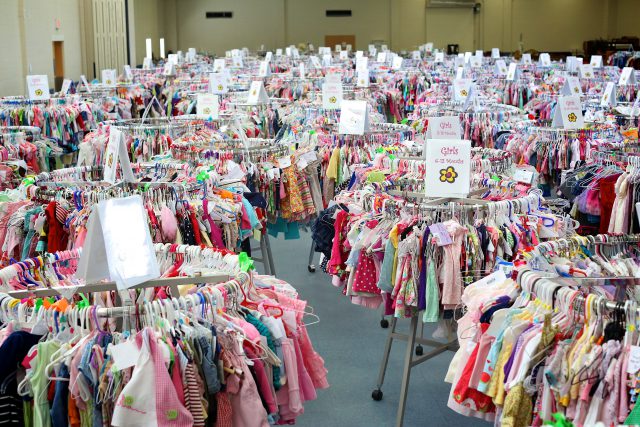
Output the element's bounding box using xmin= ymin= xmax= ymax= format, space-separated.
xmin=259 ymin=232 xmax=488 ymax=427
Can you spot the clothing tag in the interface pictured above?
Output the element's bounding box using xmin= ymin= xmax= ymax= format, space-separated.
xmin=110 ymin=340 xmax=141 ymax=370
xmin=277 ymin=156 xmax=292 ymax=168
xmin=253 ymin=229 xmax=262 ymax=241
xmin=301 ymin=151 xmax=317 ymax=163
xmin=429 ymin=223 xmax=453 ymax=246
xmin=296 ymin=157 xmax=308 ymax=170
xmin=628 ymin=346 xmax=640 ymax=374
xmin=471 ymin=270 xmax=507 ymax=288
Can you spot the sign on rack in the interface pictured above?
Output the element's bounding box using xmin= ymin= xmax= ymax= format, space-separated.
xmin=123 ymin=65 xmax=133 ymax=80
xmin=101 ymin=69 xmax=117 ymax=85
xmin=424 ymin=138 xmax=471 ymax=198
xmin=103 ymin=127 xmax=135 ymax=184
xmin=322 ymin=82 xmax=343 ymax=109
xmin=491 ymin=48 xmax=500 ymax=58
xmin=299 ymin=62 xmax=306 ymax=79
xmin=495 ymin=59 xmax=508 ymax=76
xmin=338 ymin=100 xmax=370 ymax=135
xmin=539 ymin=53 xmax=551 ymax=66
xmin=579 ymin=64 xmax=594 ymax=79
xmin=619 ymin=67 xmax=636 ymax=85
xmin=209 ymin=72 xmax=228 ymax=94
xmin=356 ymin=68 xmax=369 ymax=88
xmin=453 ymin=78 xmax=473 ymax=102
xmin=506 ymin=63 xmax=518 ymax=81
xmin=434 ymin=52 xmax=444 ymax=63
xmin=552 ymin=95 xmax=584 ymax=129
xmin=258 ymin=60 xmax=270 ymax=77
xmin=590 ymin=55 xmax=603 ymax=68
xmin=143 ymin=57 xmax=153 ymax=70
xmin=426 ymin=116 xmax=462 ymax=140
xmin=562 ymin=76 xmax=582 ymax=96
xmin=26 ymin=75 xmax=50 ymax=100
xmin=356 ymin=56 xmax=368 ymax=72
xmin=213 ymin=58 xmax=226 ymax=72
xmin=60 ymin=79 xmax=72 ymax=95
xmin=196 ymin=93 xmax=219 ymax=119
xmin=76 ymin=195 xmax=160 ymax=291
xmin=310 ymin=56 xmax=322 ymax=69
xmin=80 ymin=75 xmax=92 ymax=93
xmin=601 ymin=82 xmax=617 ymax=107
xmin=470 ymin=56 xmax=482 ymax=68
xmin=522 ymin=53 xmax=532 ymax=65
xmin=247 ymin=80 xmax=269 ymax=104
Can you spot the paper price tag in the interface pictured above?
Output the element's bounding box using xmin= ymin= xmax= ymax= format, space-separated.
xmin=322 ymin=82 xmax=343 ymax=110
xmin=277 ymin=156 xmax=292 ymax=168
xmin=26 ymin=75 xmax=50 ymax=100
xmin=196 ymin=93 xmax=219 ymax=119
xmin=424 ymin=138 xmax=471 ymax=198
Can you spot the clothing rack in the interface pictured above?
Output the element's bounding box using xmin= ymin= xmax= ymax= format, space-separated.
xmin=371 ymin=189 xmax=545 ymax=427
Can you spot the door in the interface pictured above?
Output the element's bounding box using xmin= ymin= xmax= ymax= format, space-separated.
xmin=52 ymin=41 xmax=64 ymax=91
xmin=325 ymin=35 xmax=356 ymax=50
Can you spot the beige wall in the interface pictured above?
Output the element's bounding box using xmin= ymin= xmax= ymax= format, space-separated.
xmin=0 ymin=1 xmax=24 ymax=96
xmin=175 ymin=0 xmax=285 ymax=55
xmin=132 ymin=0 xmax=166 ymax=65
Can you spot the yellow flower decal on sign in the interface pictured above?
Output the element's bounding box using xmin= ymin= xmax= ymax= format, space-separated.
xmin=460 ymin=89 xmax=468 ymax=97
xmin=203 ymin=107 xmax=211 ymax=115
xmin=329 ymin=96 xmax=337 ymax=104
xmin=567 ymin=112 xmax=577 ymax=123
xmin=217 ymin=84 xmax=223 ymax=91
xmin=574 ymin=87 xmax=579 ymax=93
xmin=439 ymin=166 xmax=458 ymax=183
xmin=35 ymin=89 xmax=43 ymax=96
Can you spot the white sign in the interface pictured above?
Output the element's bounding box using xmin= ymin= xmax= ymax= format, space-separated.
xmin=232 ymin=56 xmax=243 ymax=68
xmin=325 ymin=73 xmax=342 ymax=84
xmin=453 ymin=79 xmax=473 ymax=102
xmin=356 ymin=50 xmax=364 ymax=59
xmin=103 ymin=128 xmax=134 ymax=184
xmin=426 ymin=116 xmax=462 ymax=140
xmin=247 ymin=80 xmax=269 ymax=105
xmin=463 ymin=52 xmax=472 ymax=63
xmin=276 ymin=48 xmax=283 ymax=56
xmin=376 ymin=52 xmax=387 ymax=63
xmin=412 ymin=50 xmax=421 ymax=60
xmin=346 ymin=44 xmax=352 ymax=51
xmin=299 ymin=62 xmax=306 ymax=79
xmin=392 ymin=56 xmax=403 ymax=70
xmin=590 ymin=55 xmax=603 ymax=68
xmin=475 ymin=50 xmax=483 ymax=59
xmin=258 ymin=60 xmax=270 ymax=77
xmin=167 ymin=54 xmax=178 ymax=65
xmin=338 ymin=100 xmax=369 ymax=135
xmin=579 ymin=64 xmax=595 ymax=79
xmin=80 ymin=75 xmax=91 ymax=93
xmin=335 ymin=44 xmax=342 ymax=52
xmin=425 ymin=43 xmax=433 ymax=53
xmin=381 ymin=44 xmax=388 ymax=52
xmin=619 ymin=67 xmax=636 ymax=85
xmin=322 ymin=54 xmax=332 ymax=66
xmin=356 ymin=57 xmax=369 ymax=72
xmin=26 ymin=75 xmax=50 ymax=100
xmin=187 ymin=48 xmax=197 ymax=62
xmin=213 ymin=58 xmax=226 ymax=72
xmin=562 ymin=76 xmax=582 ymax=96
xmin=552 ymin=96 xmax=584 ymax=129
xmin=455 ymin=67 xmax=465 ymax=80
xmin=506 ymin=63 xmax=518 ymax=81
xmin=60 ymin=79 xmax=72 ymax=95
xmin=339 ymin=50 xmax=348 ymax=60
xmin=539 ymin=53 xmax=551 ymax=67
xmin=566 ymin=56 xmax=578 ymax=73
xmin=76 ymin=195 xmax=160 ymax=291
xmin=434 ymin=52 xmax=444 ymax=63
xmin=123 ymin=65 xmax=133 ymax=80
xmin=162 ymin=62 xmax=175 ymax=76
xmin=356 ymin=69 xmax=369 ymax=88
xmin=368 ymin=44 xmax=376 ymax=54
xmin=491 ymin=48 xmax=500 ymax=58
xmin=469 ymin=56 xmax=482 ymax=68
xmin=601 ymin=82 xmax=616 ymax=107
xmin=196 ymin=93 xmax=219 ymax=119
xmin=101 ymin=69 xmax=117 ymax=85
xmin=209 ymin=72 xmax=228 ymax=94
xmin=322 ymin=82 xmax=343 ymax=110
xmin=513 ymin=168 xmax=535 ymax=184
xmin=424 ymin=138 xmax=471 ymax=198
xmin=310 ymin=56 xmax=322 ymax=69
xmin=522 ymin=53 xmax=532 ymax=65
xmin=142 ymin=57 xmax=153 ymax=70
xmin=265 ymin=51 xmax=273 ymax=62
xmin=495 ymin=60 xmax=508 ymax=76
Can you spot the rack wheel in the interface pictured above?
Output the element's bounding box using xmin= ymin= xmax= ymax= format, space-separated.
xmin=380 ymin=319 xmax=389 ymax=328
xmin=308 ymin=265 xmax=316 ymax=273
xmin=372 ymin=389 xmax=383 ymax=401
xmin=415 ymin=345 xmax=424 ymax=356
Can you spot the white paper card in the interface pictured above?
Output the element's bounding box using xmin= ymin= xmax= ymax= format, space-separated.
xmin=434 ymin=52 xmax=444 ymax=63
xmin=392 ymin=56 xmax=403 ymax=70
xmin=456 ymin=67 xmax=465 ymax=80
xmin=143 ymin=57 xmax=153 ymax=70
xmin=214 ymin=58 xmax=226 ymax=72
xmin=412 ymin=51 xmax=421 ymax=60
xmin=590 ymin=55 xmax=603 ymax=68
xmin=232 ymin=56 xmax=243 ymax=67
xmin=80 ymin=75 xmax=91 ymax=93
xmin=196 ymin=93 xmax=219 ymax=119
xmin=276 ymin=48 xmax=283 ymax=56
xmin=601 ymin=82 xmax=616 ymax=107
xmin=453 ymin=79 xmax=473 ymax=102
xmin=209 ymin=73 xmax=228 ymax=94
xmin=425 ymin=43 xmax=433 ymax=53
xmin=495 ymin=60 xmax=508 ymax=76
xmin=310 ymin=56 xmax=322 ymax=69
xmin=247 ymin=80 xmax=269 ymax=104
xmin=27 ymin=75 xmax=50 ymax=99
xmin=265 ymin=52 xmax=273 ymax=62
xmin=463 ymin=52 xmax=472 ymax=63
xmin=562 ymin=76 xmax=582 ymax=96
xmin=627 ymin=346 xmax=640 ymax=374
xmin=103 ymin=127 xmax=134 ymax=184
xmin=102 ymin=69 xmax=117 ymax=85
xmin=580 ymin=64 xmax=594 ymax=79
xmin=513 ymin=168 xmax=534 ymax=184
xmin=552 ymin=96 xmax=584 ymax=129
xmin=258 ymin=60 xmax=271 ymax=77
xmin=356 ymin=57 xmax=369 ymax=72
xmin=539 ymin=53 xmax=551 ymax=66
xmin=339 ymin=51 xmax=348 ymax=60
xmin=60 ymin=79 xmax=72 ymax=95
xmin=322 ymin=82 xmax=343 ymax=110
xmin=299 ymin=62 xmax=306 ymax=79
xmin=522 ymin=53 xmax=532 ymax=65
xmin=475 ymin=50 xmax=483 ymax=59
xmin=338 ymin=100 xmax=369 ymax=135
xmin=377 ymin=52 xmax=387 ymax=63
xmin=491 ymin=48 xmax=500 ymax=58
xmin=506 ymin=63 xmax=518 ymax=81
xmin=325 ymin=73 xmax=342 ymax=84
xmin=619 ymin=67 xmax=636 ymax=85
xmin=357 ymin=69 xmax=369 ymax=88
xmin=470 ymin=56 xmax=482 ymax=68
xmin=426 ymin=116 xmax=461 ymax=140
xmin=322 ymin=54 xmax=332 ymax=66
xmin=424 ymin=138 xmax=471 ymax=198
xmin=123 ymin=65 xmax=133 ymax=80
xmin=109 ymin=340 xmax=141 ymax=370
xmin=162 ymin=62 xmax=175 ymax=76
xmin=356 ymin=50 xmax=364 ymax=59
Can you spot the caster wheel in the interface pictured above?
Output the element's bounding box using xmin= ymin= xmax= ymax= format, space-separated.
xmin=380 ymin=319 xmax=389 ymax=328
xmin=372 ymin=389 xmax=383 ymax=401
xmin=308 ymin=265 xmax=316 ymax=273
xmin=415 ymin=345 xmax=424 ymax=356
